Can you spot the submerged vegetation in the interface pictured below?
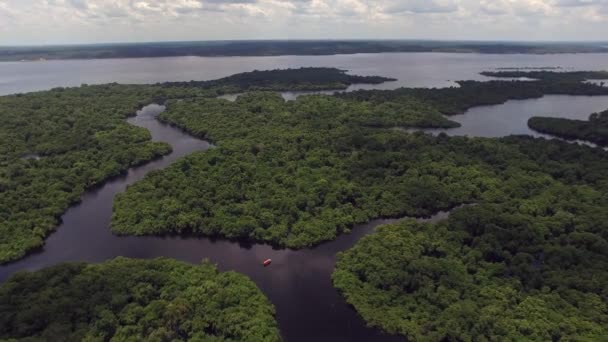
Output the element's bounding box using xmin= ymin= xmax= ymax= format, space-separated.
xmin=0 ymin=258 xmax=280 ymax=341
xmin=528 ymin=109 xmax=608 ymax=146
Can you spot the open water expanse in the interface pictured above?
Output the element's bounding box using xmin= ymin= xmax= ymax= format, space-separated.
xmin=2 ymin=52 xmax=608 ymax=95
xmin=1 ymin=53 xmax=607 ymax=341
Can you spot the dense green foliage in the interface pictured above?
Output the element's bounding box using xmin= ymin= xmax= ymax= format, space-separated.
xmin=4 ymin=67 xmax=608 ymax=340
xmin=333 ymin=138 xmax=608 ymax=340
xmin=332 ymin=76 xmax=608 ymax=338
xmin=112 ymin=76 xmax=608 ymax=249
xmin=163 ymin=68 xmax=395 ymax=93
xmin=528 ymin=109 xmax=608 ymax=146
xmin=339 ymin=79 xmax=608 ymax=115
xmin=0 ymin=85 xmax=172 ymax=263
xmin=112 ymin=92 xmax=460 ymax=246
xmin=0 ymin=68 xmax=396 ymax=263
xmin=3 ymin=40 xmax=608 ymax=61
xmin=481 ymin=70 xmax=608 ymax=82
xmin=334 ymin=207 xmax=608 ymax=341
xmin=108 ymin=70 xmax=608 ymax=339
xmin=0 ymin=258 xmax=280 ymax=341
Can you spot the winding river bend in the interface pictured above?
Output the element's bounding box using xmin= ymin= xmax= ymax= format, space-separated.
xmin=2 ymin=51 xmax=608 ymax=341
xmin=2 ymin=94 xmax=608 ymax=341
xmin=1 ymin=103 xmax=449 ymax=342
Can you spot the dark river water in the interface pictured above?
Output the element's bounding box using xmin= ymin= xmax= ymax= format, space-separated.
xmin=0 ymin=104 xmax=418 ymax=341
xmin=1 ymin=53 xmax=608 ymax=341
xmin=0 ymin=103 xmax=456 ymax=341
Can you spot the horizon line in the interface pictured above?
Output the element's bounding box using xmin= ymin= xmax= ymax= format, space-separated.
xmin=2 ymin=38 xmax=608 ymax=49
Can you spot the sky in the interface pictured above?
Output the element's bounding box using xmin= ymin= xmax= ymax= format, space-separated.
xmin=1 ymin=0 xmax=608 ymax=45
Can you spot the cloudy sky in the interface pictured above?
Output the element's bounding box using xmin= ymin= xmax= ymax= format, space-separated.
xmin=1 ymin=0 xmax=607 ymax=45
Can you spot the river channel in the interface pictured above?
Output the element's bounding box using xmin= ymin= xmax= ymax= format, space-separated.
xmin=0 ymin=103 xmax=457 ymax=342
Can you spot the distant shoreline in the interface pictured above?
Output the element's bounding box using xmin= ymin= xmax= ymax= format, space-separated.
xmin=2 ymin=40 xmax=608 ymax=62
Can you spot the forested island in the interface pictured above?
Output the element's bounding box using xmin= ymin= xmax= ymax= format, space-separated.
xmin=111 ymin=70 xmax=608 ymax=248
xmin=0 ymin=68 xmax=398 ymax=263
xmin=0 ymin=258 xmax=280 ymax=341
xmin=111 ymin=92 xmax=460 ymax=246
xmin=2 ymin=40 xmax=608 ymax=61
xmin=340 ymin=71 xmax=608 ymax=115
xmin=334 ymin=202 xmax=608 ymax=340
xmin=528 ymin=109 xmax=608 ymax=146
xmin=161 ymin=67 xmax=396 ymax=92
xmin=2 ymin=68 xmax=608 ymax=340
xmin=0 ymin=85 xmax=172 ymax=263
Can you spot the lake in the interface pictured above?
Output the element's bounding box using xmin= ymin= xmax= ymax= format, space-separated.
xmin=3 ymin=52 xmax=608 ymax=95
xmin=1 ymin=53 xmax=608 ymax=342
xmin=398 ymin=95 xmax=608 ymax=141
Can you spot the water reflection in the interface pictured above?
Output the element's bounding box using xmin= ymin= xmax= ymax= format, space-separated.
xmin=3 ymin=52 xmax=608 ymax=95
xmin=396 ymin=95 xmax=608 ymax=150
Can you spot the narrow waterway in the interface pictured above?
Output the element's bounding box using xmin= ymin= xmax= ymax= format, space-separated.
xmin=0 ymin=103 xmax=459 ymax=342
xmin=3 ymin=93 xmax=607 ymax=341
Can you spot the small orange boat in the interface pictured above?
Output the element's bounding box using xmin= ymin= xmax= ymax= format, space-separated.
xmin=263 ymin=259 xmax=272 ymax=267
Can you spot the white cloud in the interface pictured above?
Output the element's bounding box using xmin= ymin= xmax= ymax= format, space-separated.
xmin=382 ymin=0 xmax=459 ymax=14
xmin=553 ymin=0 xmax=605 ymax=7
xmin=480 ymin=1 xmax=509 ymax=15
xmin=0 ymin=0 xmax=606 ymax=45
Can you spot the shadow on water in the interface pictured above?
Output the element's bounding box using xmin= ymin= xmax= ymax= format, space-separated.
xmin=1 ymin=103 xmax=459 ymax=342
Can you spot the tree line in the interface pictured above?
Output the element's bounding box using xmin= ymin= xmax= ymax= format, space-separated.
xmin=0 ymin=68 xmax=393 ymax=263
xmin=0 ymin=84 xmax=172 ymax=263
xmin=528 ymin=109 xmax=608 ymax=146
xmin=0 ymin=258 xmax=280 ymax=341
xmin=3 ymin=69 xmax=608 ymax=340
